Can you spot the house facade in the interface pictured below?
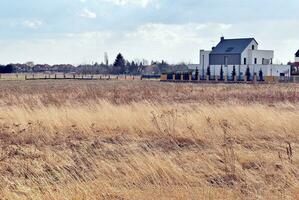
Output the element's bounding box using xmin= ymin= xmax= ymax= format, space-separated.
xmin=200 ymin=37 xmax=290 ymax=79
xmin=295 ymin=50 xmax=299 ymax=63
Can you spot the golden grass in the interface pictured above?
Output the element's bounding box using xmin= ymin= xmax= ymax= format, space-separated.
xmin=0 ymin=80 xmax=298 ymax=200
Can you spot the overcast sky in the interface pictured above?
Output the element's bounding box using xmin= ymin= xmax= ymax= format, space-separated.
xmin=0 ymin=0 xmax=298 ymax=65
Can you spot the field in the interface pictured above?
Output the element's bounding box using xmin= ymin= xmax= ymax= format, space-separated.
xmin=0 ymin=80 xmax=299 ymax=200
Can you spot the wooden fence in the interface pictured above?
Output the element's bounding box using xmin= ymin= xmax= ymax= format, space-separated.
xmin=0 ymin=73 xmax=142 ymax=81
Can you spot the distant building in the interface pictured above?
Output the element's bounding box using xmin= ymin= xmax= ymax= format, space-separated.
xmin=295 ymin=50 xmax=299 ymax=63
xmin=200 ymin=37 xmax=290 ymax=78
xmin=289 ymin=50 xmax=299 ymax=75
xmin=186 ymin=64 xmax=200 ymax=71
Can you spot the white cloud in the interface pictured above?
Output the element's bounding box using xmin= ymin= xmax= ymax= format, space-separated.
xmin=80 ymin=8 xmax=97 ymax=19
xmin=125 ymin=23 xmax=232 ymax=46
xmin=1 ymin=20 xmax=299 ymax=65
xmin=22 ymin=20 xmax=43 ymax=29
xmin=103 ymin=0 xmax=152 ymax=7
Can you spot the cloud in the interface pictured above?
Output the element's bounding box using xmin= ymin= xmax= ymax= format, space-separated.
xmin=22 ymin=20 xmax=43 ymax=29
xmin=80 ymin=8 xmax=97 ymax=18
xmin=1 ymin=19 xmax=299 ymax=65
xmin=125 ymin=23 xmax=232 ymax=46
xmin=103 ymin=0 xmax=152 ymax=7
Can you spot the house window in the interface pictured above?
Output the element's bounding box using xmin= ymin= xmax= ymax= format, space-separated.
xmin=244 ymin=58 xmax=247 ymax=65
xmin=262 ymin=58 xmax=265 ymax=65
xmin=254 ymin=58 xmax=257 ymax=64
xmin=252 ymin=45 xmax=255 ymax=50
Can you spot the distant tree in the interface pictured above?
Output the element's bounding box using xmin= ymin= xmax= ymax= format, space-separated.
xmin=195 ymin=68 xmax=199 ymax=80
xmin=231 ymin=65 xmax=236 ymax=80
xmin=0 ymin=64 xmax=14 ymax=73
xmin=245 ymin=66 xmax=251 ymax=81
xmin=129 ymin=61 xmax=138 ymax=74
xmin=259 ymin=69 xmax=264 ymax=81
xmin=220 ymin=65 xmax=224 ymax=80
xmin=206 ymin=65 xmax=211 ymax=80
xmin=113 ymin=53 xmax=126 ymax=74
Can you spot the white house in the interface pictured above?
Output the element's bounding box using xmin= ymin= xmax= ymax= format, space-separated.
xmin=200 ymin=37 xmax=290 ymax=79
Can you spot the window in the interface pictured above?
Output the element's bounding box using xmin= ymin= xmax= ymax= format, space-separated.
xmin=254 ymin=58 xmax=257 ymax=64
xmin=244 ymin=58 xmax=247 ymax=65
xmin=225 ymin=47 xmax=234 ymax=52
xmin=262 ymin=58 xmax=265 ymax=65
xmin=252 ymin=45 xmax=255 ymax=50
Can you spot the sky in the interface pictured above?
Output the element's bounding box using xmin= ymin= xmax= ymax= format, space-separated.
xmin=0 ymin=0 xmax=298 ymax=65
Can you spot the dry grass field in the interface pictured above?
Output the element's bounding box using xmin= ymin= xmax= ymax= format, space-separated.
xmin=0 ymin=80 xmax=299 ymax=200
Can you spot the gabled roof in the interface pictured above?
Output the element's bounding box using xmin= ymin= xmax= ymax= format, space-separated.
xmin=210 ymin=38 xmax=257 ymax=55
xmin=296 ymin=50 xmax=299 ymax=57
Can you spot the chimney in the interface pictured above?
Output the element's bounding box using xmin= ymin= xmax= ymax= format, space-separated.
xmin=212 ymin=47 xmax=215 ymax=50
xmin=221 ymin=36 xmax=224 ymax=41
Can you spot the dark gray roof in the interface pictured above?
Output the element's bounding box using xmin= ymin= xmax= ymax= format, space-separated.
xmin=210 ymin=38 xmax=257 ymax=55
xmin=296 ymin=50 xmax=299 ymax=57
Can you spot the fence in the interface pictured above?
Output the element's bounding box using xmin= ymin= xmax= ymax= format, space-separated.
xmin=0 ymin=73 xmax=142 ymax=81
xmin=161 ymin=73 xmax=299 ymax=84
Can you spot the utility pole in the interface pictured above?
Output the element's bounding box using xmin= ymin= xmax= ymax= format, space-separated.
xmin=202 ymin=54 xmax=205 ymax=80
xmin=104 ymin=52 xmax=109 ymax=66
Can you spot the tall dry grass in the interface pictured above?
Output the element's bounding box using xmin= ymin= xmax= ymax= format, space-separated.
xmin=0 ymin=80 xmax=298 ymax=200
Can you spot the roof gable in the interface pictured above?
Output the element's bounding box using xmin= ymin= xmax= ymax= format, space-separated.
xmin=296 ymin=50 xmax=299 ymax=57
xmin=210 ymin=38 xmax=257 ymax=55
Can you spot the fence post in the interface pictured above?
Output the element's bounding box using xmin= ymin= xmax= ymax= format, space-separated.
xmin=234 ymin=75 xmax=237 ymax=82
xmin=253 ymin=73 xmax=257 ymax=84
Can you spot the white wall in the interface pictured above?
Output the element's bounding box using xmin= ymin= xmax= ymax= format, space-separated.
xmin=209 ymin=64 xmax=290 ymax=78
xmin=250 ymin=50 xmax=274 ymax=65
xmin=295 ymin=57 xmax=299 ymax=62
xmin=241 ymin=40 xmax=258 ymax=65
xmin=199 ymin=50 xmax=211 ymax=76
